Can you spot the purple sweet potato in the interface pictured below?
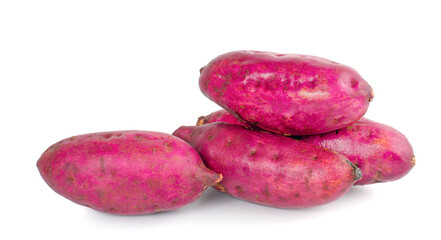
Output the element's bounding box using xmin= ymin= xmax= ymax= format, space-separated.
xmin=173 ymin=123 xmax=361 ymax=208
xmin=298 ymin=118 xmax=415 ymax=185
xmin=37 ymin=131 xmax=222 ymax=215
xmin=196 ymin=110 xmax=415 ymax=185
xmin=199 ymin=50 xmax=374 ymax=136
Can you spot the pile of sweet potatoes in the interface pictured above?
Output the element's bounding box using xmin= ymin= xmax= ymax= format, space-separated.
xmin=37 ymin=50 xmax=415 ymax=215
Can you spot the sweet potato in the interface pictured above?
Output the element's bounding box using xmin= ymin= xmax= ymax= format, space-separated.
xmin=298 ymin=118 xmax=415 ymax=185
xmin=197 ymin=110 xmax=415 ymax=185
xmin=199 ymin=50 xmax=374 ymax=135
xmin=37 ymin=131 xmax=222 ymax=215
xmin=173 ymin=123 xmax=361 ymax=208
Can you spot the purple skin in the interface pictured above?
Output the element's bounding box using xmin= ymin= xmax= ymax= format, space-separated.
xmin=173 ymin=123 xmax=361 ymax=209
xmin=298 ymin=118 xmax=415 ymax=185
xmin=37 ymin=131 xmax=222 ymax=215
xmin=199 ymin=50 xmax=374 ymax=136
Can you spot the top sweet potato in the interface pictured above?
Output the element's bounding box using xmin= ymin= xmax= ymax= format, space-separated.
xmin=199 ymin=51 xmax=374 ymax=135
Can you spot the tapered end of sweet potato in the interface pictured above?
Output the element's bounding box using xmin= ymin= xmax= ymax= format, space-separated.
xmin=196 ymin=116 xmax=206 ymax=126
xmin=354 ymin=167 xmax=362 ymax=181
xmin=369 ymin=89 xmax=374 ymax=102
xmin=173 ymin=126 xmax=197 ymax=143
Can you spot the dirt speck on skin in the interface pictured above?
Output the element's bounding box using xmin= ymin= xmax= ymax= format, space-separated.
xmin=305 ymin=169 xmax=313 ymax=190
xmin=100 ymin=157 xmax=106 ymax=174
xmin=165 ymin=142 xmax=173 ymax=152
xmin=263 ymin=185 xmax=270 ymax=197
xmin=65 ymin=176 xmax=74 ymax=185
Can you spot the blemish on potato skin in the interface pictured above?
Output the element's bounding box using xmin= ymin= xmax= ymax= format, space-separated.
xmin=351 ymin=78 xmax=359 ymax=88
xmin=164 ymin=142 xmax=173 ymax=152
xmin=250 ymin=150 xmax=256 ymax=156
xmin=97 ymin=190 xmax=104 ymax=198
xmin=305 ymin=169 xmax=313 ymax=190
xmin=65 ymin=176 xmax=74 ymax=185
xmin=46 ymin=165 xmax=52 ymax=177
xmin=100 ymin=157 xmax=106 ymax=175
xmin=263 ymin=185 xmax=270 ymax=197
xmin=102 ymin=134 xmax=113 ymax=140
xmin=278 ymin=195 xmax=288 ymax=202
xmin=376 ymin=171 xmax=382 ymax=180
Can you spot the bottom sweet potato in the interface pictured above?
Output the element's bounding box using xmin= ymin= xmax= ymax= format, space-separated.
xmin=173 ymin=123 xmax=361 ymax=208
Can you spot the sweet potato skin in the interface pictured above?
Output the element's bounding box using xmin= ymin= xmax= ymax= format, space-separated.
xmin=173 ymin=123 xmax=361 ymax=208
xmin=37 ymin=131 xmax=222 ymax=215
xmin=199 ymin=50 xmax=374 ymax=135
xmin=299 ymin=118 xmax=415 ymax=185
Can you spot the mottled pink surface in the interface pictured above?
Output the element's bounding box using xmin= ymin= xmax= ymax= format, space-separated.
xmin=173 ymin=123 xmax=361 ymax=209
xmin=299 ymin=118 xmax=415 ymax=185
xmin=199 ymin=50 xmax=374 ymax=136
xmin=197 ymin=109 xmax=252 ymax=127
xmin=37 ymin=131 xmax=222 ymax=215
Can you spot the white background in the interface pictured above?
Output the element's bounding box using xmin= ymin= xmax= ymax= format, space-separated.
xmin=1 ymin=0 xmax=440 ymax=239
